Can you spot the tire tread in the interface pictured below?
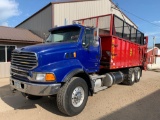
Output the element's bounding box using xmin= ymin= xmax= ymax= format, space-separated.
xmin=57 ymin=77 xmax=84 ymax=116
xmin=122 ymin=68 xmax=135 ymax=85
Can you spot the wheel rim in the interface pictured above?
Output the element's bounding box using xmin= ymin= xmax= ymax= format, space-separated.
xmin=71 ymin=86 xmax=85 ymax=107
xmin=131 ymin=73 xmax=135 ymax=82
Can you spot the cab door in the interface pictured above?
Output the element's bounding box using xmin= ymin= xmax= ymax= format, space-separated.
xmin=79 ymin=27 xmax=101 ymax=73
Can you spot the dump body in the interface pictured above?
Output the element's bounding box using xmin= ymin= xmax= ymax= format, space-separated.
xmin=100 ymin=35 xmax=148 ymax=69
xmin=75 ymin=14 xmax=148 ymax=70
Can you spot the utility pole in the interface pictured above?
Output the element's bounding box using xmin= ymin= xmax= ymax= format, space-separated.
xmin=153 ymin=36 xmax=156 ymax=64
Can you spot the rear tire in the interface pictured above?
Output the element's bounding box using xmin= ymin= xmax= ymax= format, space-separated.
xmin=122 ymin=68 xmax=135 ymax=85
xmin=21 ymin=93 xmax=43 ymax=100
xmin=57 ymin=77 xmax=88 ymax=116
xmin=134 ymin=67 xmax=141 ymax=82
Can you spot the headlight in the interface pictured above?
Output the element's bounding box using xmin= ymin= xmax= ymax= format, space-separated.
xmin=36 ymin=73 xmax=46 ymax=81
xmin=32 ymin=72 xmax=56 ymax=82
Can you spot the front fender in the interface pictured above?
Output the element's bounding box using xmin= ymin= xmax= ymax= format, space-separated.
xmin=61 ymin=67 xmax=94 ymax=96
xmin=62 ymin=68 xmax=84 ymax=82
xmin=34 ymin=59 xmax=84 ymax=83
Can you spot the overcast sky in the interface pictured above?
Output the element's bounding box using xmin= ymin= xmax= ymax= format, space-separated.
xmin=0 ymin=0 xmax=159 ymax=46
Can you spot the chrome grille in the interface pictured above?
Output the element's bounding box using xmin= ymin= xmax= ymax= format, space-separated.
xmin=11 ymin=68 xmax=29 ymax=77
xmin=11 ymin=51 xmax=38 ymax=70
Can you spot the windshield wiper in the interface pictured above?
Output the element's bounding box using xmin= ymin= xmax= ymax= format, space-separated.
xmin=46 ymin=40 xmax=64 ymax=43
xmin=57 ymin=40 xmax=64 ymax=42
xmin=46 ymin=41 xmax=52 ymax=43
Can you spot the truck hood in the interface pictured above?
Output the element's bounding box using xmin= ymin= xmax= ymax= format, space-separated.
xmin=18 ymin=42 xmax=78 ymax=54
xmin=14 ymin=42 xmax=78 ymax=68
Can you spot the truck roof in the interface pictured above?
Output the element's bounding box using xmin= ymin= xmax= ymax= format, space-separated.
xmin=49 ymin=24 xmax=83 ymax=32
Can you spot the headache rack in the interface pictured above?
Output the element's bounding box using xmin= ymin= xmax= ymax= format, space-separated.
xmin=74 ymin=14 xmax=145 ymax=45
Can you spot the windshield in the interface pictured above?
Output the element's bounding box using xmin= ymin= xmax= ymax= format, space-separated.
xmin=46 ymin=26 xmax=81 ymax=43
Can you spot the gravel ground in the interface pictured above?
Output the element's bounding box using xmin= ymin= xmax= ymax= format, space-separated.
xmin=0 ymin=70 xmax=160 ymax=120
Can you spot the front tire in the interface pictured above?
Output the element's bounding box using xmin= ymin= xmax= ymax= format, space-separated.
xmin=57 ymin=77 xmax=88 ymax=116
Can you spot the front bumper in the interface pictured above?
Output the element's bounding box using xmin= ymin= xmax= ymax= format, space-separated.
xmin=10 ymin=78 xmax=61 ymax=96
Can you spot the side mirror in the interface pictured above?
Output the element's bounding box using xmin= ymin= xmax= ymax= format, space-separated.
xmin=93 ymin=39 xmax=99 ymax=47
xmin=93 ymin=28 xmax=99 ymax=47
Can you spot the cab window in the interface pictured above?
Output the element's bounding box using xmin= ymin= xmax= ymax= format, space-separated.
xmin=82 ymin=28 xmax=94 ymax=47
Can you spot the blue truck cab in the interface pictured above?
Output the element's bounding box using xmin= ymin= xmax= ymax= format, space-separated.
xmin=10 ymin=24 xmax=102 ymax=116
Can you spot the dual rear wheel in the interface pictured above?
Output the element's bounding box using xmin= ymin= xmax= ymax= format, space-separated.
xmin=122 ymin=67 xmax=141 ymax=85
xmin=135 ymin=67 xmax=141 ymax=82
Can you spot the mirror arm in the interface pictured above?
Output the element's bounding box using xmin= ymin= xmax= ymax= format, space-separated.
xmin=97 ymin=28 xmax=99 ymax=40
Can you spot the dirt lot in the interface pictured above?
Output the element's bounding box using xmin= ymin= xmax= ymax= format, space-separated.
xmin=0 ymin=70 xmax=160 ymax=120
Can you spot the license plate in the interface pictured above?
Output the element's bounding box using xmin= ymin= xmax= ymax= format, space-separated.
xmin=14 ymin=81 xmax=21 ymax=89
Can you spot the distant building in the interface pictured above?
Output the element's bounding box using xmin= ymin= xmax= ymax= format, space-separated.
xmin=147 ymin=47 xmax=159 ymax=64
xmin=16 ymin=0 xmax=137 ymax=39
xmin=0 ymin=26 xmax=42 ymax=78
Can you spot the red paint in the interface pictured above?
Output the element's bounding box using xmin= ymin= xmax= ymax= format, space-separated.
xmin=99 ymin=35 xmax=148 ymax=70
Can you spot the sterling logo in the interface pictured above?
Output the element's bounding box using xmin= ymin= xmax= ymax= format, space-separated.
xmin=20 ymin=62 xmax=29 ymax=64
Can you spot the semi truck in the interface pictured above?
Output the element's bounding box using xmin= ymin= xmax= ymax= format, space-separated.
xmin=10 ymin=14 xmax=148 ymax=116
